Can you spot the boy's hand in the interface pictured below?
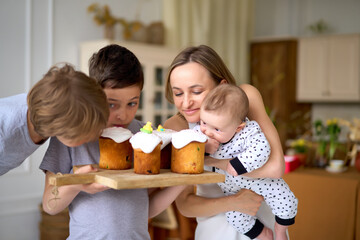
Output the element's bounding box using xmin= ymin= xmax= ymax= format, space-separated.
xmin=74 ymin=165 xmax=109 ymax=194
xmin=205 ymin=138 xmax=220 ymax=154
xmin=226 ymin=162 xmax=239 ymax=177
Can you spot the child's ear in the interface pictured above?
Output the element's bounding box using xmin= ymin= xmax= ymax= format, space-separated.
xmin=220 ymin=79 xmax=228 ymax=84
xmin=235 ymin=122 xmax=246 ymax=133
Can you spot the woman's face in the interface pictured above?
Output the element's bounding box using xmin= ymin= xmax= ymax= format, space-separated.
xmin=104 ymin=85 xmax=141 ymax=128
xmin=170 ymin=62 xmax=217 ymax=123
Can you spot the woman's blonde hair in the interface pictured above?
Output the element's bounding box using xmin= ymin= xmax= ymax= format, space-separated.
xmin=202 ymin=84 xmax=249 ymax=124
xmin=165 ymin=45 xmax=237 ymax=104
xmin=27 ymin=63 xmax=109 ymax=141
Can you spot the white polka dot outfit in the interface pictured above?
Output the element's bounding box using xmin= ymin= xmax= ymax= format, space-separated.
xmin=196 ymin=119 xmax=298 ymax=239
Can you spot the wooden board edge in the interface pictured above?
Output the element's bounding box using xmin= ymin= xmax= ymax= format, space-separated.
xmin=106 ymin=172 xmax=225 ymax=190
xmin=48 ymin=172 xmax=96 ymax=186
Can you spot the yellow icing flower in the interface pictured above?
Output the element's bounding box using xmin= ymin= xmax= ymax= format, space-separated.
xmin=140 ymin=121 xmax=153 ymax=134
xmin=157 ymin=125 xmax=165 ymax=132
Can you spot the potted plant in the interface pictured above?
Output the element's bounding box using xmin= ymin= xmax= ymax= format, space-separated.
xmin=87 ymin=4 xmax=118 ymax=40
xmin=326 ymin=118 xmax=341 ymax=160
xmin=290 ymin=138 xmax=311 ymax=166
xmin=313 ymin=120 xmax=327 ymax=167
xmin=313 ymin=118 xmax=342 ymax=167
xmin=87 ymin=3 xmax=146 ymax=42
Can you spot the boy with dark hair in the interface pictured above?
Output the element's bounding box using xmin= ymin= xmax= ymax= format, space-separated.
xmin=40 ymin=44 xmax=185 ymax=239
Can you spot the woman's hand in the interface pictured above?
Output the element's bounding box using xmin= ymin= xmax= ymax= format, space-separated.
xmin=175 ymin=185 xmax=263 ymax=218
xmin=227 ymin=189 xmax=263 ymax=216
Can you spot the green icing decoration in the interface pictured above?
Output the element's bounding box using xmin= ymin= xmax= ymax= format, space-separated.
xmin=140 ymin=128 xmax=152 ymax=134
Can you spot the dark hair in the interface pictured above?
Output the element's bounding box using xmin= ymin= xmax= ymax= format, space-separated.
xmin=88 ymin=44 xmax=144 ymax=90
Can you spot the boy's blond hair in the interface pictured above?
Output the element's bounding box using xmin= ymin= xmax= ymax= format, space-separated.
xmin=27 ymin=64 xmax=109 ymax=141
xmin=202 ymin=84 xmax=249 ymax=124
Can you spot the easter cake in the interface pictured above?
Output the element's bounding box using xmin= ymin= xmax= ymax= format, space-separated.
xmin=130 ymin=122 xmax=162 ymax=174
xmin=171 ymin=129 xmax=207 ymax=174
xmin=153 ymin=125 xmax=176 ymax=169
xmin=99 ymin=127 xmax=133 ymax=170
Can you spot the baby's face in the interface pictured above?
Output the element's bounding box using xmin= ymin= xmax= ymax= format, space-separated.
xmin=199 ymin=110 xmax=239 ymax=143
xmin=104 ymin=85 xmax=141 ymax=129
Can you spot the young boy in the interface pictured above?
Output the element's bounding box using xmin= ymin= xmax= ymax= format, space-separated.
xmin=40 ymin=44 xmax=185 ymax=239
xmin=0 ymin=64 xmax=109 ymax=175
xmin=195 ymin=84 xmax=298 ymax=240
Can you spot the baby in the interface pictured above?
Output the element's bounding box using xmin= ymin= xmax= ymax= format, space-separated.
xmin=195 ymin=84 xmax=298 ymax=240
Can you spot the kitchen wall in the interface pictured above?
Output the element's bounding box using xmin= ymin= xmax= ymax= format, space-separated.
xmin=253 ymin=0 xmax=360 ymax=140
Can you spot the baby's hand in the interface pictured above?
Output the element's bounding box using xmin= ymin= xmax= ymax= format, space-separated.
xmin=74 ymin=165 xmax=109 ymax=194
xmin=226 ymin=162 xmax=238 ymax=177
xmin=205 ymin=138 xmax=220 ymax=154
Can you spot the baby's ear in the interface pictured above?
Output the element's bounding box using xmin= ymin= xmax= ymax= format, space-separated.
xmin=219 ymin=79 xmax=228 ymax=84
xmin=235 ymin=122 xmax=246 ymax=133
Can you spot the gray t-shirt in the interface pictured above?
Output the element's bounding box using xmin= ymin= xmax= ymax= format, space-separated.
xmin=0 ymin=93 xmax=40 ymax=175
xmin=40 ymin=119 xmax=150 ymax=240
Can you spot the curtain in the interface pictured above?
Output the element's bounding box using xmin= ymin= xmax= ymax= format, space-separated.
xmin=163 ymin=0 xmax=254 ymax=84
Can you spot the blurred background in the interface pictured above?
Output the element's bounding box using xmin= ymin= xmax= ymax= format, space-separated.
xmin=1 ymin=0 xmax=360 ymax=239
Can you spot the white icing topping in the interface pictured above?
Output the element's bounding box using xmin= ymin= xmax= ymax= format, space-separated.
xmin=153 ymin=129 xmax=176 ymax=150
xmin=129 ymin=132 xmax=162 ymax=153
xmin=171 ymin=129 xmax=208 ymax=149
xmin=101 ymin=127 xmax=133 ymax=143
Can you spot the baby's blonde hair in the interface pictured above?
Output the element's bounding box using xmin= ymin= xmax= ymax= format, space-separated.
xmin=202 ymin=84 xmax=249 ymax=124
xmin=27 ymin=63 xmax=109 ymax=141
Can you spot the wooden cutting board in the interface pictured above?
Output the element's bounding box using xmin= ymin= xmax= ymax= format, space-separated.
xmin=49 ymin=166 xmax=225 ymax=190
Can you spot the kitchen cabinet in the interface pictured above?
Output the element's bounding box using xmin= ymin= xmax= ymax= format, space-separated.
xmin=283 ymin=167 xmax=360 ymax=240
xmin=80 ymin=40 xmax=179 ymax=126
xmin=297 ymin=34 xmax=360 ymax=102
xmin=250 ymin=38 xmax=312 ymax=150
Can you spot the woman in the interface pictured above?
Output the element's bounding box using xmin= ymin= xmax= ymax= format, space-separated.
xmin=164 ymin=45 xmax=286 ymax=240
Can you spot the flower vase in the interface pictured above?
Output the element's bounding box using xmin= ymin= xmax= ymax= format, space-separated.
xmin=104 ymin=25 xmax=115 ymax=40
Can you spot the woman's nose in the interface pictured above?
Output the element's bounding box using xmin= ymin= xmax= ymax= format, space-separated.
xmin=183 ymin=94 xmax=193 ymax=107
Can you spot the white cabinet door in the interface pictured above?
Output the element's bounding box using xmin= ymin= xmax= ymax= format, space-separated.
xmin=297 ymin=34 xmax=360 ymax=102
xmin=297 ymin=37 xmax=328 ymax=100
xmin=80 ymin=40 xmax=179 ymax=126
xmin=328 ymin=35 xmax=360 ymax=100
